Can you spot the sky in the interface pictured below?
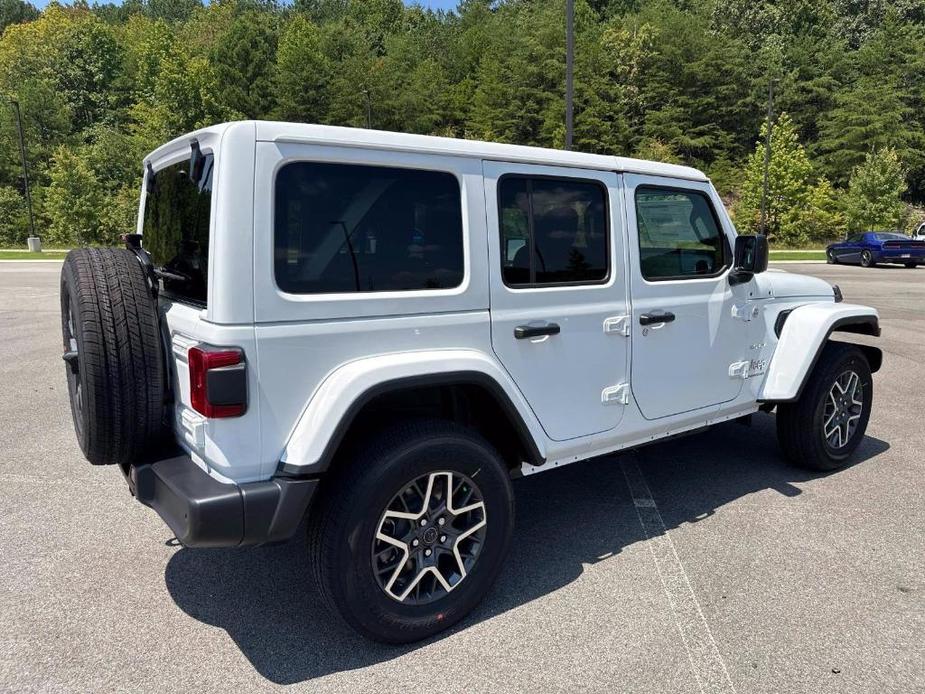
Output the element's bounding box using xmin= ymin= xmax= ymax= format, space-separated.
xmin=30 ymin=0 xmax=461 ymax=10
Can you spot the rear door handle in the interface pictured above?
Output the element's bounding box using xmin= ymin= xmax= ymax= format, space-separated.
xmin=639 ymin=311 xmax=676 ymax=326
xmin=514 ymin=323 xmax=561 ymax=339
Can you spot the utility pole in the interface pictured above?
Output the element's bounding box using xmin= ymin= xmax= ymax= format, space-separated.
xmin=759 ymin=79 xmax=776 ymax=236
xmin=565 ymin=0 xmax=574 ymax=151
xmin=8 ymin=98 xmax=36 ymax=239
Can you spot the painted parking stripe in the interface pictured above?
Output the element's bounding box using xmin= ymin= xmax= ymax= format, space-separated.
xmin=621 ymin=456 xmax=736 ymax=694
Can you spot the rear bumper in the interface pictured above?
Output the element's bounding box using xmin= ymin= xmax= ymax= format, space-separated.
xmin=128 ymin=454 xmax=318 ymax=548
xmin=876 ymin=250 xmax=924 ymax=262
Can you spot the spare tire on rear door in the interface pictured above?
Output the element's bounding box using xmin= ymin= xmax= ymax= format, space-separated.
xmin=60 ymin=248 xmax=167 ymax=466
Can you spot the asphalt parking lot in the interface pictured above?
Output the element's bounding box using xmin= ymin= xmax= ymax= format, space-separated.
xmin=1 ymin=261 xmax=922 ymax=693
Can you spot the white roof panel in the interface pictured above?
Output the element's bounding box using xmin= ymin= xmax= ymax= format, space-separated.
xmin=146 ymin=121 xmax=709 ymax=182
xmin=256 ymin=121 xmax=708 ymax=181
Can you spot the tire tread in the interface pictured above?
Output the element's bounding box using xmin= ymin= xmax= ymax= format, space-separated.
xmin=61 ymin=248 xmax=166 ymax=466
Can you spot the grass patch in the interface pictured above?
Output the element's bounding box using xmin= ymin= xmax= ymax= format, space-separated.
xmin=0 ymin=250 xmax=69 ymax=260
xmin=769 ymin=250 xmax=826 ymax=261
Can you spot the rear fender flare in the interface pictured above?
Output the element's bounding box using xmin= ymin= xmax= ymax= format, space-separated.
xmin=278 ymin=349 xmax=547 ymax=476
xmin=759 ymin=303 xmax=881 ymax=403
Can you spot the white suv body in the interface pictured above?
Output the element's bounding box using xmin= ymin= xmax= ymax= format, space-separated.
xmin=62 ymin=121 xmax=881 ymax=642
xmin=142 ymin=121 xmax=875 ymax=484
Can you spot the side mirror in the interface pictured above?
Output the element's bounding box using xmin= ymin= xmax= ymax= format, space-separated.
xmin=729 ymin=234 xmax=768 ymax=285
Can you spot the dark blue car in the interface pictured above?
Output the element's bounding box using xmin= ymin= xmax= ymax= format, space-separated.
xmin=827 ymin=231 xmax=924 ymax=268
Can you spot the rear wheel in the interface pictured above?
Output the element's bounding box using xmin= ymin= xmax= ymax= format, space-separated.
xmin=60 ymin=248 xmax=167 ymax=466
xmin=860 ymin=250 xmax=875 ymax=267
xmin=776 ymin=342 xmax=872 ymax=471
xmin=307 ymin=420 xmax=514 ymax=643
xmin=905 ymin=262 xmax=918 ymax=269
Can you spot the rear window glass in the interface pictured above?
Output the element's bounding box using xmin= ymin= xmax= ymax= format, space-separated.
xmin=873 ymin=232 xmax=908 ymax=240
xmin=142 ymin=154 xmax=214 ymax=306
xmin=274 ymin=162 xmax=464 ymax=294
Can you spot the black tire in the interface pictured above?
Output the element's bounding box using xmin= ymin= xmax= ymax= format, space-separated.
xmin=826 ymin=249 xmax=837 ymax=264
xmin=776 ymin=342 xmax=872 ymax=471
xmin=60 ymin=248 xmax=166 ymax=466
xmin=307 ymin=419 xmax=514 ymax=643
xmin=905 ymin=262 xmax=918 ymax=269
xmin=860 ymin=250 xmax=874 ymax=267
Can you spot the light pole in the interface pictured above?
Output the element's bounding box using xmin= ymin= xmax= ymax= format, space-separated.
xmin=7 ymin=97 xmax=36 ymax=240
xmin=565 ymin=0 xmax=574 ymax=150
xmin=758 ymin=79 xmax=777 ymax=236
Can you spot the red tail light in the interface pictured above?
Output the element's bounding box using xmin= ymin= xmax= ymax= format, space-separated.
xmin=188 ymin=345 xmax=247 ymax=418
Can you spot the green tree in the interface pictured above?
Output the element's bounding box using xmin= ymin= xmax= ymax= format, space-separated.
xmin=274 ymin=14 xmax=329 ymax=123
xmin=147 ymin=0 xmax=201 ymax=23
xmin=210 ymin=10 xmax=278 ymax=119
xmin=634 ymin=138 xmax=682 ymax=165
xmin=791 ymin=178 xmax=845 ymax=243
xmin=573 ymin=19 xmax=654 ymax=155
xmin=842 ymin=148 xmax=906 ymax=232
xmin=0 ymin=186 xmax=27 ymax=246
xmin=734 ymin=113 xmax=816 ymax=245
xmin=0 ymin=0 xmax=38 ymax=34
xmin=815 ymin=17 xmax=925 ymax=186
xmin=43 ymin=147 xmax=105 ymax=246
xmin=54 ymin=17 xmax=124 ymax=130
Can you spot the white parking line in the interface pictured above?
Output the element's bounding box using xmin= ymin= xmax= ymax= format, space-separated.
xmin=621 ymin=456 xmax=736 ymax=694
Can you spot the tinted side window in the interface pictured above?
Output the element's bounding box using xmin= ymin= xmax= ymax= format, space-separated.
xmin=274 ymin=163 xmax=464 ymax=294
xmin=499 ymin=176 xmax=608 ymax=286
xmin=635 ymin=187 xmax=728 ymax=280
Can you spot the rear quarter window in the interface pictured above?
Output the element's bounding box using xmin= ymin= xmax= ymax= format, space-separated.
xmin=274 ymin=162 xmax=464 ymax=294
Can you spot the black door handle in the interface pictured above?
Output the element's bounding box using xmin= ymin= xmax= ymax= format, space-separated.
xmin=639 ymin=311 xmax=676 ymax=326
xmin=514 ymin=323 xmax=561 ymax=339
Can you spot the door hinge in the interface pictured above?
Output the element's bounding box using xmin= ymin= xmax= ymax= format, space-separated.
xmin=732 ymin=303 xmax=760 ymax=322
xmin=602 ymin=383 xmax=631 ymax=405
xmin=728 ymin=360 xmax=751 ymax=379
xmin=603 ymin=315 xmax=631 ymax=336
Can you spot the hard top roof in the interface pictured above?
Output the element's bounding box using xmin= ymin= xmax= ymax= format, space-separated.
xmin=147 ymin=121 xmax=709 ymax=182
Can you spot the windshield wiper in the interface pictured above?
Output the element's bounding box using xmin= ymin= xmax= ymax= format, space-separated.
xmin=153 ymin=267 xmax=189 ymax=283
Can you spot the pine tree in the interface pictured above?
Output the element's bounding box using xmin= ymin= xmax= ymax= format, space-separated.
xmin=210 ymin=11 xmax=278 ymax=119
xmin=274 ymin=14 xmax=329 ymax=123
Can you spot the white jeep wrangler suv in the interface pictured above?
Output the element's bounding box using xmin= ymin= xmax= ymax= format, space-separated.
xmin=60 ymin=122 xmax=881 ymax=643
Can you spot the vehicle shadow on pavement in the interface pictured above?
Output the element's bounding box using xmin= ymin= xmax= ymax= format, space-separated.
xmin=163 ymin=414 xmax=889 ymax=685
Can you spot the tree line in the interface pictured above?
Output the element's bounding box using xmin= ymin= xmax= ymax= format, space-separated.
xmin=1 ymin=0 xmax=923 ymax=248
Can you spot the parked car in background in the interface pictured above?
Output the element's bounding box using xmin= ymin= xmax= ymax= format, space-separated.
xmin=827 ymin=231 xmax=925 ymax=268
xmin=913 ymin=221 xmax=925 ymax=241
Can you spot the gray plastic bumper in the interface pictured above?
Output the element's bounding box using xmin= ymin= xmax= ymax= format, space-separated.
xmin=129 ymin=454 xmax=317 ymax=548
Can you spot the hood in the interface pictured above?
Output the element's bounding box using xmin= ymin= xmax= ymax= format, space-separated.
xmin=752 ymin=268 xmax=834 ymax=300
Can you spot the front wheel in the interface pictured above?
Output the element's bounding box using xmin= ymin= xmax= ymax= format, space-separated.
xmin=307 ymin=420 xmax=514 ymax=643
xmin=860 ymin=250 xmax=875 ymax=267
xmin=905 ymin=262 xmax=918 ymax=269
xmin=776 ymin=342 xmax=872 ymax=471
xmin=826 ymin=249 xmax=837 ymax=264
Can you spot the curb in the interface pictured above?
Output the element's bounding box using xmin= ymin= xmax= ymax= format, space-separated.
xmin=769 ymin=260 xmax=826 ymax=264
xmin=0 ymin=259 xmax=65 ymax=263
